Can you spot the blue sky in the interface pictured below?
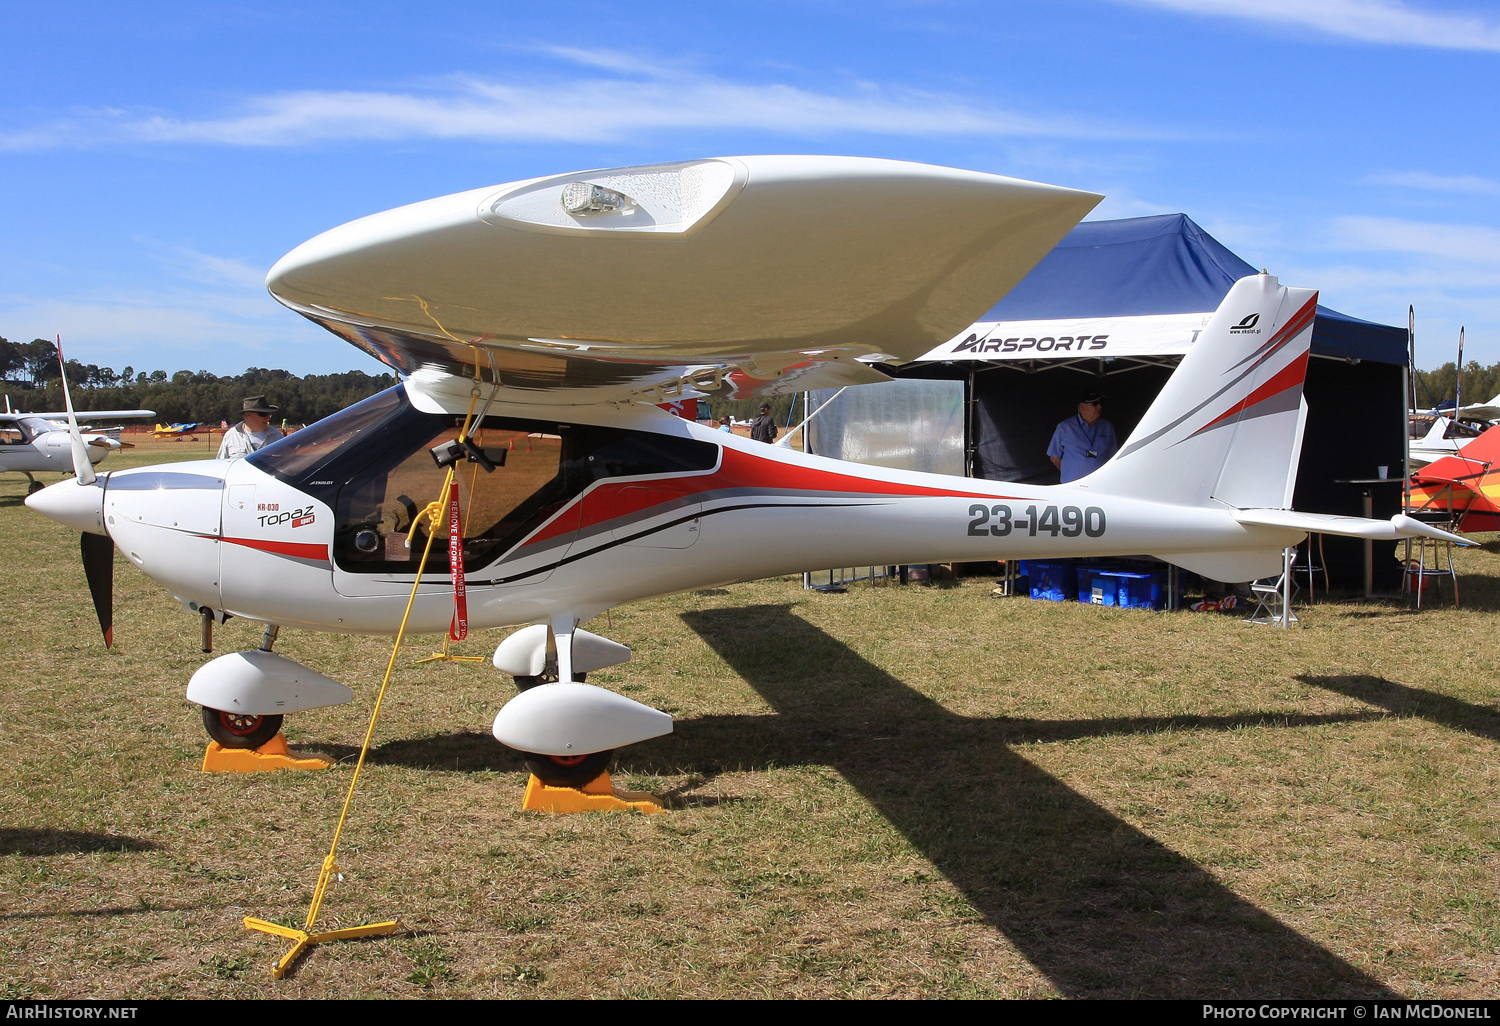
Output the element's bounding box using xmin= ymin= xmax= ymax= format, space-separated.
xmin=2 ymin=0 xmax=1497 ymax=378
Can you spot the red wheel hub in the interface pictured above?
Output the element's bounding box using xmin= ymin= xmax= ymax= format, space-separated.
xmin=218 ymin=711 xmax=265 ymax=737
xmin=547 ymin=753 xmax=588 ymax=767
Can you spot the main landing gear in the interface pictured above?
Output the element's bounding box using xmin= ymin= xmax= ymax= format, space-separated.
xmin=492 ymin=618 xmax=673 ymax=813
xmin=25 ymin=473 xmax=43 ymax=495
xmin=520 ymin=748 xmax=615 ymax=788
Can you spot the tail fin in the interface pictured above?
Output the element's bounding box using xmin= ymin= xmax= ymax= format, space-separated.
xmin=1087 ymin=273 xmax=1316 ymax=510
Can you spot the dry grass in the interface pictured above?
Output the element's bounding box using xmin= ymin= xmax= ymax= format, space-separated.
xmin=2 ymin=440 xmax=1500 ymax=998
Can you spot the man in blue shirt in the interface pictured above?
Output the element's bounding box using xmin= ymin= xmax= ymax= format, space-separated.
xmin=1047 ymin=390 xmax=1117 ymax=483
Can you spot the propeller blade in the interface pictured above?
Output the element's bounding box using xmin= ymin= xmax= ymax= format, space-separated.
xmin=54 ymin=335 xmax=95 ymax=485
xmin=80 ymin=532 xmax=114 ymax=648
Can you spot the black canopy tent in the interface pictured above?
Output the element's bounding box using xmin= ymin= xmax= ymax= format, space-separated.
xmin=901 ymin=214 xmax=1409 ymax=590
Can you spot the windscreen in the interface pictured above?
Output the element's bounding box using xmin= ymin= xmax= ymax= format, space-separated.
xmin=247 ymin=385 xmax=412 ymax=490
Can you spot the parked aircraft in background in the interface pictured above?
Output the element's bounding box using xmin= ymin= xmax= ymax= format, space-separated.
xmin=1409 ymin=393 xmax=1500 ymax=469
xmin=25 ymin=156 xmax=1463 ymax=787
xmin=154 ymin=422 xmax=203 ymax=439
xmin=0 ymin=409 xmax=152 ymax=492
xmin=1409 ymin=424 xmax=1500 ymax=533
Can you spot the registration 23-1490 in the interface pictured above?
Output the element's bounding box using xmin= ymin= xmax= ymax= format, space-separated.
xmin=966 ymin=503 xmax=1106 ymax=538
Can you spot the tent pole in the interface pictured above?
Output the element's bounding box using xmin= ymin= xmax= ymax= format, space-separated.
xmin=1456 ymin=326 xmax=1465 ymax=418
xmin=1405 ymin=307 xmax=1414 ymax=516
xmin=778 ymin=388 xmax=844 ymax=449
xmin=965 ymin=368 xmax=976 ymax=477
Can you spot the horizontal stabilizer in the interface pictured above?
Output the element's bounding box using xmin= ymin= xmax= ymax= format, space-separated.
xmin=1233 ymin=509 xmax=1472 ymax=546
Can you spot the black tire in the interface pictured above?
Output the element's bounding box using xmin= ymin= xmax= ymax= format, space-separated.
xmin=520 ymin=749 xmax=614 ymax=787
xmin=201 ymin=706 xmax=283 ymax=750
xmin=26 ymin=480 xmax=44 ymax=495
xmin=513 ymin=671 xmax=586 ymax=691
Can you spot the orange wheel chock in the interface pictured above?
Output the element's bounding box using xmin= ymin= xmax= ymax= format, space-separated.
xmin=521 ymin=770 xmax=665 ymax=814
xmin=202 ymin=734 xmax=333 ymax=773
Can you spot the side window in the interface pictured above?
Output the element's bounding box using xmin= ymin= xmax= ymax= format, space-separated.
xmin=0 ymin=425 xmax=23 ymax=445
xmin=332 ymin=416 xmax=717 ymax=575
xmin=335 ymin=424 xmax=565 ymax=573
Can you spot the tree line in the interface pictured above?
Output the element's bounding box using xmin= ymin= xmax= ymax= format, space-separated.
xmin=3 ymin=333 xmax=1496 ymax=425
xmin=1 ymin=337 xmax=394 ymax=425
xmin=1415 ymin=361 xmax=1500 ymax=411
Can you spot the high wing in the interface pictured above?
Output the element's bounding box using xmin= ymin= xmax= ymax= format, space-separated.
xmin=265 ymin=156 xmax=1101 ymax=406
xmin=29 ymin=410 xmax=156 ymax=421
xmin=1458 ymin=393 xmax=1500 ymax=424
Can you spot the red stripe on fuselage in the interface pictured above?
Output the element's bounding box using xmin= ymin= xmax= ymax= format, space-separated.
xmin=523 ymin=445 xmax=1016 ymax=547
xmin=217 ymin=535 xmax=331 ymax=562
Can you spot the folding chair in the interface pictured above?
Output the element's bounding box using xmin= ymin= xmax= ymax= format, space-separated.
xmin=1244 ymin=547 xmax=1299 ymax=627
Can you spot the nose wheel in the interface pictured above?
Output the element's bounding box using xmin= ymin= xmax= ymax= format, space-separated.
xmin=201 ymin=706 xmax=284 ymax=750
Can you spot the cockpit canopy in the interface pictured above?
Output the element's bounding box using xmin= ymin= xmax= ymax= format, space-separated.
xmin=249 ymin=385 xmax=718 ymax=574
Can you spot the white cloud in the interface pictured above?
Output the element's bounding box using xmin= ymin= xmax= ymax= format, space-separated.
xmin=1111 ymin=0 xmax=1500 ymax=51
xmin=137 ymin=240 xmax=268 ymax=289
xmin=0 ymin=49 xmax=1152 ymax=151
xmin=1331 ymin=215 xmax=1500 ymax=264
xmin=1365 ymin=171 xmax=1500 ymax=195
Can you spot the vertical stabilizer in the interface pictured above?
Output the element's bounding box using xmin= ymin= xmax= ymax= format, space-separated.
xmin=1086 ymin=273 xmax=1316 ymax=510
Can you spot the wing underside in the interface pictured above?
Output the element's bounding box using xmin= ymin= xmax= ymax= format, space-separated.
xmin=267 ymin=156 xmax=1102 ymax=404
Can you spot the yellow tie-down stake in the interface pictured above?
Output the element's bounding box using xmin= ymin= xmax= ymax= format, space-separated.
xmin=244 ymin=855 xmax=399 ymax=978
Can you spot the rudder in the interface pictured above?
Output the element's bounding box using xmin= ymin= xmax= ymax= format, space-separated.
xmin=1086 ymin=273 xmax=1317 ymax=511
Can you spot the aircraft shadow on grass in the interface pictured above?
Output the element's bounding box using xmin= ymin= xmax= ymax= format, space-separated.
xmin=1298 ymin=673 xmax=1500 ymax=743
xmin=0 ymin=828 xmax=157 ymax=857
xmin=338 ymin=606 xmax=1423 ymax=997
xmin=660 ymin=604 xmax=1399 ymax=999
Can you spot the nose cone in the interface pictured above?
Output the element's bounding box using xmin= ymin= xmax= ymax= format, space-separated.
xmin=26 ymin=477 xmax=107 ymax=535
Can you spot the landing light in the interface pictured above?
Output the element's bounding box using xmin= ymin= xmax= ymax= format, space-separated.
xmin=561 ymin=182 xmax=631 ymax=215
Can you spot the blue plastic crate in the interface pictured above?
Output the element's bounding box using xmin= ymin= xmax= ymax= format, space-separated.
xmin=1077 ymin=567 xmax=1165 ymax=610
xmin=1020 ymin=559 xmax=1078 ymax=602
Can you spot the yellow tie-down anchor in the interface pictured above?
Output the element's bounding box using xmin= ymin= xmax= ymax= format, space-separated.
xmin=245 ymin=855 xmax=399 ymax=979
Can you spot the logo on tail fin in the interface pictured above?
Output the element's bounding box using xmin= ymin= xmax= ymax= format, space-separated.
xmin=1230 ymin=312 xmax=1261 ymax=334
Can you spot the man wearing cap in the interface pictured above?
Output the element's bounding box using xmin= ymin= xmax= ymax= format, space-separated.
xmin=749 ymin=402 xmax=779 ymax=444
xmin=1047 ymin=391 xmax=1117 ymax=483
xmin=217 ymin=395 xmax=284 ymax=460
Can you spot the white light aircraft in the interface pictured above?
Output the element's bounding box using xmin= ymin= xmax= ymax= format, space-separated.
xmin=25 ymin=156 xmax=1464 ymax=784
xmin=1 ymin=409 xmax=153 ymax=493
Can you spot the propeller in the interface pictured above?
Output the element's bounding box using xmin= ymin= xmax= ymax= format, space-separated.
xmin=81 ymin=533 xmax=114 ymax=648
xmin=57 ymin=336 xmax=111 ymax=647
xmin=55 ymin=335 xmax=95 ymax=486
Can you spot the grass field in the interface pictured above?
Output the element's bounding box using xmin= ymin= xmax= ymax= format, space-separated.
xmin=3 ymin=438 xmax=1500 ymax=998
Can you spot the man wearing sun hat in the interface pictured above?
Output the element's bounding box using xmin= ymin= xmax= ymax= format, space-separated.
xmin=217 ymin=395 xmax=284 ymax=460
xmin=1046 ymin=389 xmax=1117 ymax=483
